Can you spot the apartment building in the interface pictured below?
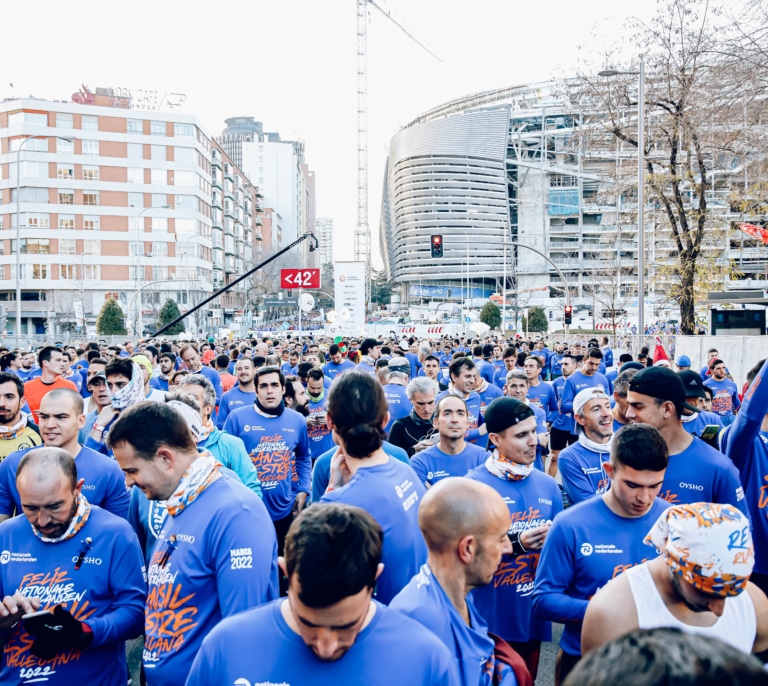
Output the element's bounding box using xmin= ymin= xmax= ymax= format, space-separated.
xmin=0 ymin=94 xmax=262 ymax=335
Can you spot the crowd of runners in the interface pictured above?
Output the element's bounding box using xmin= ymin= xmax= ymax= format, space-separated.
xmin=0 ymin=331 xmax=765 ymax=685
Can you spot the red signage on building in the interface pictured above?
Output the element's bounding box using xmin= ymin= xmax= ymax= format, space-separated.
xmin=280 ymin=269 xmax=320 ymax=289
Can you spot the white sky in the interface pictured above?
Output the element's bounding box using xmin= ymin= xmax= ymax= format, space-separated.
xmin=3 ymin=0 xmax=659 ymax=266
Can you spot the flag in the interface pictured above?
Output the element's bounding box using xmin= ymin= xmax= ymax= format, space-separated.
xmin=739 ymin=223 xmax=768 ymax=245
xmin=652 ymin=336 xmax=669 ymax=364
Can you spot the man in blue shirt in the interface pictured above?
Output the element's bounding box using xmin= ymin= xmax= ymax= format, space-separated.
xmin=322 ymin=343 xmax=356 ymax=381
xmin=467 ymin=397 xmax=562 ymax=680
xmin=0 ymin=389 xmax=130 ymax=521
xmin=186 ymin=503 xmax=458 ymax=686
xmin=703 ymin=359 xmax=740 ymax=426
xmin=558 ymin=348 xmax=610 ymax=435
xmin=391 ymin=478 xmax=518 ymax=686
xmin=357 ymin=338 xmax=382 ymax=376
xmin=217 ymin=356 xmax=256 ymax=428
xmin=149 ymin=352 xmax=176 ymax=392
xmin=0 ymin=448 xmax=145 ymax=686
xmin=625 ymin=366 xmax=748 ymax=517
xmin=559 ymin=388 xmax=613 ymax=505
xmin=179 ymin=344 xmax=222 ymax=405
xmin=109 ymin=402 xmax=278 ymax=686
xmin=223 ymin=366 xmax=311 ymax=571
xmin=306 ymin=368 xmax=334 ymax=461
xmin=524 ymin=355 xmax=558 ymax=424
xmin=410 ymin=396 xmax=487 ymax=487
xmin=436 ymin=358 xmax=484 ymax=443
xmin=532 ymin=424 xmax=670 ymax=686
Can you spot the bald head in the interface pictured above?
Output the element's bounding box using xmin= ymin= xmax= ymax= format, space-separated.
xmin=17 ymin=447 xmax=78 ymax=491
xmin=41 ymin=388 xmax=84 ymax=415
xmin=418 ymin=477 xmax=509 ymax=553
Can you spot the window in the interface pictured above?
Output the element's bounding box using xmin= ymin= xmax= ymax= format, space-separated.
xmin=130 ymin=266 xmax=139 ymax=281
xmin=127 ymin=119 xmax=143 ymax=134
xmin=82 ymin=166 xmax=99 ymax=181
xmin=11 ymin=187 xmax=48 ymax=204
xmin=176 ymin=218 xmax=196 ymax=235
xmin=57 ymin=164 xmax=74 ymax=179
xmin=174 ymin=123 xmax=194 ymax=137
xmin=83 ymin=216 xmax=100 ymax=231
xmin=58 ymin=215 xmax=75 ymax=230
xmin=174 ymin=170 xmax=196 ymax=187
xmin=151 ymin=121 xmax=166 ymax=136
xmin=81 ymin=115 xmax=98 ymax=131
xmin=150 ymin=169 xmax=166 ymax=185
xmin=23 ymin=213 xmax=50 ymax=229
xmin=58 ymin=190 xmax=75 ymax=205
xmin=128 ymin=192 xmax=144 ymax=208
xmin=129 ymin=242 xmax=142 ymax=257
xmin=27 ymin=238 xmax=49 ymax=254
xmin=82 ymin=139 xmax=99 ymax=156
xmin=152 ymin=194 xmax=168 ymax=208
xmin=31 ymin=264 xmax=48 ymax=279
xmin=127 ymin=143 xmax=144 ymax=159
xmin=9 ymin=137 xmax=48 ymax=153
xmin=150 ymin=145 xmax=166 ymax=162
xmin=150 ymin=217 xmax=167 ymax=232
xmin=176 ymin=195 xmax=196 ymax=210
xmin=59 ymin=239 xmax=76 ymax=255
xmin=83 ymin=240 xmax=100 ymax=256
xmin=152 ymin=242 xmax=168 ymax=257
xmin=152 ymin=266 xmax=169 ymax=280
xmin=83 ymin=192 xmax=99 ymax=206
xmin=57 ymin=138 xmax=74 ymax=154
xmin=60 ymin=264 xmax=76 ymax=279
xmin=175 ymin=147 xmax=194 ymax=164
xmin=8 ymin=111 xmax=47 ymax=126
xmin=127 ymin=167 xmax=144 ymax=184
xmin=10 ymin=161 xmax=48 ymax=179
xmin=83 ymin=264 xmax=100 ymax=280
xmin=56 ymin=112 xmax=73 ymax=129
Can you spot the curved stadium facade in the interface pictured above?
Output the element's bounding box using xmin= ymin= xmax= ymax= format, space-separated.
xmin=379 ymin=81 xmax=761 ymax=323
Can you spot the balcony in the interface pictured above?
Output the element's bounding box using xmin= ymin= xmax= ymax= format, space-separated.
xmin=211 ymin=173 xmax=222 ymax=190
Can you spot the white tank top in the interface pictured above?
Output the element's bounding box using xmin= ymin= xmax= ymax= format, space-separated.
xmin=626 ymin=562 xmax=756 ymax=654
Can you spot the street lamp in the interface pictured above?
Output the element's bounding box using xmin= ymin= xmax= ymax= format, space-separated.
xmin=15 ymin=135 xmax=74 ymax=344
xmin=599 ymin=61 xmax=646 ymax=337
xmin=132 ymin=204 xmax=171 ymax=337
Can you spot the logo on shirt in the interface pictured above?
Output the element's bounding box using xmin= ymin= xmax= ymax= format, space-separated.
xmin=580 ymin=542 xmax=594 ymax=556
xmin=0 ymin=551 xmax=37 ymax=564
xmin=395 ymin=478 xmax=419 ymax=512
xmin=230 ymin=547 xmax=254 ymax=570
xmin=679 ymin=482 xmax=704 ymax=491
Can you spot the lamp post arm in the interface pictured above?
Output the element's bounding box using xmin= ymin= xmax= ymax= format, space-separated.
xmin=153 ymin=232 xmax=318 ymax=338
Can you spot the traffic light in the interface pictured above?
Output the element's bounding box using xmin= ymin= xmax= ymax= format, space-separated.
xmin=430 ymin=234 xmax=444 ymax=258
xmin=564 ymin=305 xmax=573 ymax=325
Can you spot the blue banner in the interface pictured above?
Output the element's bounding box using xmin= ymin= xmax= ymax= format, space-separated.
xmin=408 ymin=285 xmax=494 ymax=298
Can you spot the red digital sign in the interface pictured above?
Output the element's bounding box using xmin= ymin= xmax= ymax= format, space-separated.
xmin=280 ymin=268 xmax=320 ymax=289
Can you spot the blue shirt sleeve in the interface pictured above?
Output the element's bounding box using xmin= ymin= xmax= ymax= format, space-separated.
xmin=87 ymin=519 xmax=146 ymax=648
xmin=559 ymin=449 xmax=599 ymax=505
xmin=292 ymin=422 xmax=312 ymax=497
xmin=532 ymin=517 xmax=589 ymax=624
xmin=311 ymin=450 xmax=334 ymax=502
xmin=560 ymin=378 xmax=576 ymax=416
xmin=722 ymin=360 xmax=768 ymax=471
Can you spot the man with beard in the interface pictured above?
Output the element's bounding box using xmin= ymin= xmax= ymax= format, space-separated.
xmin=558 ymin=388 xmax=614 ymax=505
xmin=15 ymin=350 xmax=39 ymax=383
xmin=0 ymin=372 xmax=41 ymax=460
xmin=284 ymin=375 xmax=310 ymax=417
xmin=306 ymin=368 xmax=334 ymax=461
xmin=217 ymin=356 xmax=257 ymax=428
xmin=0 ymin=448 xmax=145 ymax=685
xmin=149 ymin=352 xmax=176 ymax=392
xmin=79 ymin=365 xmax=111 ymax=443
xmin=0 ymin=389 xmax=130 ymax=520
xmin=436 ymin=358 xmax=484 ymax=444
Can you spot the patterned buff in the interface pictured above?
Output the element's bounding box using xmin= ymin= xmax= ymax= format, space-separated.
xmin=164 ymin=452 xmax=221 ymax=517
xmin=31 ymin=492 xmax=91 ymax=543
xmin=109 ymin=362 xmax=145 ymax=411
xmin=645 ymin=502 xmax=754 ymax=598
xmin=197 ymin=419 xmax=215 ymax=444
xmin=485 ymin=450 xmax=533 ymax=482
xmin=0 ymin=413 xmax=28 ymax=440
xmin=166 ymin=400 xmax=204 ymax=443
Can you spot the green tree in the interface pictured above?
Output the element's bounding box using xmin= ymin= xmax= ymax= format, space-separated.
xmin=96 ymin=298 xmax=126 ymax=335
xmin=158 ymin=299 xmax=186 ymax=335
xmin=479 ymin=301 xmax=501 ymax=330
xmin=526 ymin=306 xmax=548 ymax=333
xmin=370 ymin=269 xmax=393 ymax=308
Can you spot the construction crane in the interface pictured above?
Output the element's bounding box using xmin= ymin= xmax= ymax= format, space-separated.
xmin=355 ymin=0 xmax=440 ymax=306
